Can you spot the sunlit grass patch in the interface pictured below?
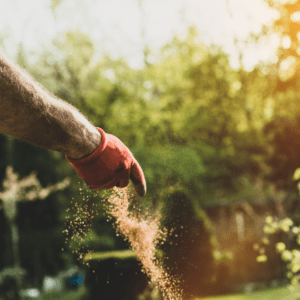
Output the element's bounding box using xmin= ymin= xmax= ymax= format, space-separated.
xmin=83 ymin=249 xmax=136 ymax=262
xmin=201 ymin=285 xmax=300 ymax=300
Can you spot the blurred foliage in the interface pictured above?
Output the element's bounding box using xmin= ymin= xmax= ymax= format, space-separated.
xmin=255 ymin=168 xmax=300 ymax=290
xmin=257 ymin=215 xmax=300 ymax=287
xmin=132 ymin=143 xmax=205 ymax=196
xmin=259 ymin=0 xmax=300 ymax=193
xmin=159 ymin=187 xmax=217 ymax=298
xmin=264 ymin=0 xmax=300 ymax=92
xmin=263 ymin=112 xmax=300 ymax=191
xmin=51 ymin=0 xmax=64 ymax=11
xmin=69 ymin=229 xmax=116 ymax=253
xmin=29 ymin=26 xmax=269 ymax=199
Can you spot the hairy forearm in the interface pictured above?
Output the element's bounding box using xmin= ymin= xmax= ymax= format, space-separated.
xmin=0 ymin=53 xmax=101 ymax=159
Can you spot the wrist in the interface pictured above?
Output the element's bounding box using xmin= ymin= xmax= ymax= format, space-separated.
xmin=65 ymin=127 xmax=101 ymax=159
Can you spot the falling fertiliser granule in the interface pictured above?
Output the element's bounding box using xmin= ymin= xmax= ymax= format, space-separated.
xmin=63 ymin=184 xmax=182 ymax=300
xmin=62 ymin=186 xmax=98 ymax=266
xmin=105 ymin=187 xmax=182 ymax=300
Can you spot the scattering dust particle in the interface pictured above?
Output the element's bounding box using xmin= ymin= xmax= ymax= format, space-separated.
xmin=105 ymin=187 xmax=182 ymax=300
xmin=63 ymin=184 xmax=182 ymax=300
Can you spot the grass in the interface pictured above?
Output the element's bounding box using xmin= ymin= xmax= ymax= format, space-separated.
xmin=40 ymin=285 xmax=300 ymax=300
xmin=42 ymin=287 xmax=86 ymax=300
xmin=1 ymin=281 xmax=299 ymax=300
xmin=201 ymin=285 xmax=300 ymax=300
xmin=83 ymin=249 xmax=136 ymax=262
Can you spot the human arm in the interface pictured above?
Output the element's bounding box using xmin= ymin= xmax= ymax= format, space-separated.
xmin=0 ymin=53 xmax=146 ymax=196
xmin=0 ymin=52 xmax=100 ymax=159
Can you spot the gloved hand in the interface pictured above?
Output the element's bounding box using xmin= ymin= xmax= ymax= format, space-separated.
xmin=66 ymin=128 xmax=146 ymax=197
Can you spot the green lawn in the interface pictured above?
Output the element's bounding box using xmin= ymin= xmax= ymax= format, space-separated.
xmin=201 ymin=285 xmax=300 ymax=300
xmin=1 ymin=284 xmax=299 ymax=300
xmin=42 ymin=287 xmax=87 ymax=300
xmin=38 ymin=285 xmax=300 ymax=300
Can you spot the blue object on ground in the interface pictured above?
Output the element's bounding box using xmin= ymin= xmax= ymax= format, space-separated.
xmin=67 ymin=272 xmax=84 ymax=287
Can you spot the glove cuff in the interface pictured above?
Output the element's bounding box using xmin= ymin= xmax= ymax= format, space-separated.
xmin=66 ymin=127 xmax=107 ymax=166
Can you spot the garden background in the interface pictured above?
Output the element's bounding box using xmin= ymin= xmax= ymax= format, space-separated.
xmin=1 ymin=0 xmax=300 ymax=299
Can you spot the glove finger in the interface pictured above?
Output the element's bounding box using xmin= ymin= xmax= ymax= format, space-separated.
xmin=130 ymin=160 xmax=146 ymax=197
xmin=117 ymin=169 xmax=130 ymax=188
xmin=88 ymin=174 xmax=116 ymax=190
xmin=102 ymin=167 xmax=130 ymax=190
xmin=102 ymin=176 xmax=120 ymax=190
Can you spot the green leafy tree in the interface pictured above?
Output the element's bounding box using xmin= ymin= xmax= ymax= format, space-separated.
xmin=30 ymin=28 xmax=269 ymax=201
xmin=145 ymin=27 xmax=267 ymax=197
xmin=257 ymin=1 xmax=300 ymax=191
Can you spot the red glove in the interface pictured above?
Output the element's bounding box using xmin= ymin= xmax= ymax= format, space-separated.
xmin=66 ymin=128 xmax=146 ymax=197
